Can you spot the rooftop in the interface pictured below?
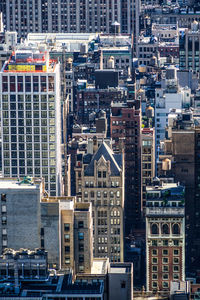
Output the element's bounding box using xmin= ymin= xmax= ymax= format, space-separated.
xmin=84 ymin=142 xmax=122 ymax=177
xmin=91 ymin=258 xmax=108 ymax=275
xmin=0 ymin=177 xmax=42 ymax=190
xmin=2 ymin=49 xmax=57 ymax=73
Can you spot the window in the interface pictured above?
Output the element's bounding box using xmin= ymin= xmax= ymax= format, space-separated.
xmin=78 ymin=221 xmax=84 ymax=229
xmin=79 ymin=244 xmax=84 ymax=251
xmin=41 ymin=239 xmax=44 ymax=248
xmin=173 ymin=273 xmax=179 ymax=280
xmin=79 ymin=255 xmax=84 ymax=263
xmin=162 ymin=282 xmax=169 ymax=288
xmin=172 ymin=224 xmax=180 ymax=235
xmin=64 ymin=223 xmax=70 ymax=231
xmin=173 ymin=249 xmax=179 ymax=256
xmin=152 ymin=265 xmax=158 ymax=272
xmin=2 ymin=216 xmax=7 ymax=225
xmin=151 ymin=224 xmax=159 ymax=235
xmin=98 ymin=171 xmax=101 ymax=178
xmin=79 ymin=266 xmax=84 ymax=272
xmin=1 ymin=194 xmax=6 ymax=202
xmin=162 ymin=224 xmax=169 ymax=235
xmin=64 ymin=234 xmax=70 ymax=242
xmin=152 ymin=273 xmax=157 ymax=280
xmin=163 ymin=265 xmax=169 ymax=272
xmin=65 ymin=257 xmax=70 ymax=264
xmin=163 ymin=240 xmax=168 ymax=246
xmin=173 ymin=240 xmax=179 ymax=246
xmin=152 ymin=249 xmax=158 ymax=256
xmin=173 ymin=257 xmax=179 ymax=264
xmin=121 ymin=281 xmax=126 ymax=288
xmin=173 ymin=265 xmax=179 ymax=272
xmin=162 ymin=249 xmax=168 ymax=256
xmin=78 ymin=232 xmax=84 ymax=240
xmin=65 ymin=246 xmax=70 ymax=253
xmin=2 ymin=206 xmax=6 ymax=213
xmin=152 ymin=257 xmax=158 ymax=264
xmin=152 ymin=240 xmax=157 ymax=246
xmin=103 ymin=171 xmax=106 ymax=178
xmin=163 ymin=273 xmax=169 ymax=280
xmin=152 ymin=282 xmax=158 ymax=288
xmin=162 ymin=257 xmax=168 ymax=264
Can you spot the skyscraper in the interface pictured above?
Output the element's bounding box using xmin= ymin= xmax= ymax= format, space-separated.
xmin=110 ymin=101 xmax=142 ymax=236
xmin=0 ymin=48 xmax=62 ymax=196
xmin=0 ymin=0 xmax=140 ymax=51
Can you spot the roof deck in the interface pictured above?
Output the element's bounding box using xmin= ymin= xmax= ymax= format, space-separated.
xmin=2 ymin=49 xmax=57 ymax=73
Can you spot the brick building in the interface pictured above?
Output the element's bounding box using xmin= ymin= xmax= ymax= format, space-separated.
xmin=110 ymin=101 xmax=142 ymax=236
xmin=146 ymin=178 xmax=185 ymax=292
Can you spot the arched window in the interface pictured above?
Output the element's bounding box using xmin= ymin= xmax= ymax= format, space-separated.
xmin=172 ymin=224 xmax=180 ymax=235
xmin=151 ymin=224 xmax=159 ymax=235
xmin=162 ymin=224 xmax=169 ymax=235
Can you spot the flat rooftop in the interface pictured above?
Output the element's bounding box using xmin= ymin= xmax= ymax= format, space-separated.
xmin=0 ymin=178 xmax=42 ymax=190
xmin=109 ymin=267 xmax=127 ymax=274
xmin=146 ymin=183 xmax=182 ymax=191
xmin=91 ymin=258 xmax=108 ymax=275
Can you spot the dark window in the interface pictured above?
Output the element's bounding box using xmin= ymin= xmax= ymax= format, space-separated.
xmin=162 ymin=224 xmax=169 ymax=235
xmin=79 ymin=244 xmax=84 ymax=251
xmin=79 ymin=255 xmax=84 ymax=263
xmin=172 ymin=224 xmax=180 ymax=235
xmin=41 ymin=239 xmax=44 ymax=248
xmin=65 ymin=246 xmax=70 ymax=253
xmin=78 ymin=221 xmax=84 ymax=228
xmin=151 ymin=224 xmax=159 ymax=235
xmin=1 ymin=194 xmax=6 ymax=201
xmin=64 ymin=223 xmax=70 ymax=231
xmin=121 ymin=281 xmax=126 ymax=288
xmin=41 ymin=228 xmax=44 ymax=236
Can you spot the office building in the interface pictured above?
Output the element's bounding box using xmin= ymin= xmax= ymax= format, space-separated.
xmin=0 ymin=0 xmax=140 ymax=53
xmin=75 ymin=141 xmax=125 ymax=262
xmin=41 ymin=196 xmax=93 ymax=272
xmin=146 ymin=178 xmax=185 ymax=292
xmin=0 ymin=177 xmax=93 ymax=271
xmin=0 ymin=48 xmax=62 ymax=196
xmin=110 ymin=101 xmax=142 ymax=235
xmin=76 ymin=87 xmax=126 ymax=125
xmin=179 ymin=21 xmax=200 ymax=72
xmin=0 ymin=177 xmax=43 ymax=255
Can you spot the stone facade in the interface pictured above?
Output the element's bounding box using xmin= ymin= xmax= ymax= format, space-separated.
xmin=75 ymin=142 xmax=124 ymax=262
